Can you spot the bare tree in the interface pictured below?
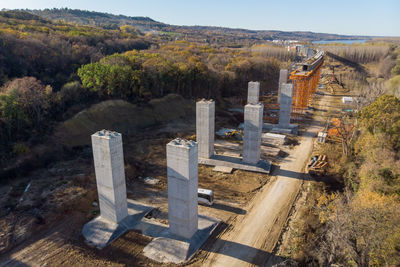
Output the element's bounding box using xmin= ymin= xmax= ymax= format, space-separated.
xmin=333 ymin=114 xmax=357 ymax=156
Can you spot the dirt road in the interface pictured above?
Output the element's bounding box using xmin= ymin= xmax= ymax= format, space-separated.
xmin=202 ymin=102 xmax=329 ymax=266
xmin=203 ymin=129 xmax=316 ymax=266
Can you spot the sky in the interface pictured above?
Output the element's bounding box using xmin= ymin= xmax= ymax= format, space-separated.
xmin=1 ymin=0 xmax=399 ymax=36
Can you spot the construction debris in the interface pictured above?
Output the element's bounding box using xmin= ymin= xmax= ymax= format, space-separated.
xmin=307 ymin=154 xmax=328 ymax=171
xmin=212 ymin=166 xmax=233 ymax=174
xmin=262 ymin=133 xmax=287 ymax=146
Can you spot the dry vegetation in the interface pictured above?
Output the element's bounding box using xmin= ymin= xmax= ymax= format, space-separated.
xmin=278 ymin=50 xmax=400 ymax=266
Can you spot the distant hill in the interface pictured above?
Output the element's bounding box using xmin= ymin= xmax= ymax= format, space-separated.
xmin=26 ymin=8 xmax=370 ymax=44
xmin=28 ymin=8 xmax=164 ymax=32
xmin=0 ymin=9 xmax=149 ymax=87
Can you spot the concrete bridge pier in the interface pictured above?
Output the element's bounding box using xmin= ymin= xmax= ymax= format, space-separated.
xmin=196 ymin=99 xmax=215 ymax=159
xmin=167 ymin=138 xmax=199 ymax=239
xmin=247 ymin=81 xmax=260 ymax=104
xmin=243 ymin=103 xmax=264 ymax=164
xmin=91 ymin=130 xmax=128 ymax=223
xmin=278 ymin=69 xmax=288 ymax=103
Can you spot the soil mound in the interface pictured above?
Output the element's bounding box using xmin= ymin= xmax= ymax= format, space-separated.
xmin=55 ymin=94 xmax=194 ymax=147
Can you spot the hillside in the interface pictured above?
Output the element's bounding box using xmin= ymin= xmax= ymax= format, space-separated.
xmin=27 ymin=8 xmax=370 ymax=44
xmin=28 ymin=8 xmax=164 ymax=31
xmin=0 ymin=10 xmax=150 ymax=87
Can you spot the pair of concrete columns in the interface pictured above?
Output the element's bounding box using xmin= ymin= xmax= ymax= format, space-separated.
xmin=244 ymin=82 xmax=264 ymax=164
xmin=91 ymin=130 xmax=198 ymax=240
xmin=196 ymin=81 xmax=263 ymax=165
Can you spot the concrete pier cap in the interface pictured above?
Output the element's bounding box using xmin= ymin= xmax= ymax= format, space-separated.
xmin=95 ymin=129 xmax=121 ymax=138
xmin=169 ymin=137 xmax=197 ymax=148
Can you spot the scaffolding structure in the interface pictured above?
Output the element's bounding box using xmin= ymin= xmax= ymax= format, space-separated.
xmin=261 ymin=48 xmax=324 ymax=123
xmin=289 ymin=52 xmax=324 ymax=118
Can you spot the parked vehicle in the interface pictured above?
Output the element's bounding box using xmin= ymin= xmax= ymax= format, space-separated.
xmin=198 ymin=188 xmax=214 ymax=206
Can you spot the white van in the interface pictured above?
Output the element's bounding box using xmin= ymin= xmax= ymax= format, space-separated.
xmin=198 ymin=188 xmax=214 ymax=206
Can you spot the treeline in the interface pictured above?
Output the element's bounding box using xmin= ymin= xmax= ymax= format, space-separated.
xmin=77 ymin=41 xmax=281 ymax=100
xmin=324 ymin=44 xmax=391 ymax=64
xmin=251 ymin=44 xmax=295 ymax=62
xmin=0 ymin=10 xmax=150 ymax=88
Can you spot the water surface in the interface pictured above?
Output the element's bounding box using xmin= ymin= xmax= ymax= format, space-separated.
xmin=312 ymin=39 xmax=368 ymax=45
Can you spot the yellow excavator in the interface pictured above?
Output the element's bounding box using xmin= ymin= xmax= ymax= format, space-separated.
xmin=224 ymin=130 xmax=243 ymax=140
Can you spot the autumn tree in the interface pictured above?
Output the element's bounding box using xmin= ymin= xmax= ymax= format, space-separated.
xmin=1 ymin=77 xmax=51 ymax=128
xmin=359 ymin=94 xmax=400 ymax=149
xmin=314 ymin=191 xmax=400 ymax=266
xmin=332 ymin=114 xmax=357 ymax=156
xmin=0 ymin=89 xmax=26 ymax=141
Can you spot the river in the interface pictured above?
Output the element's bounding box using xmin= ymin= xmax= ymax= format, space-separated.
xmin=312 ymin=39 xmax=368 ymax=44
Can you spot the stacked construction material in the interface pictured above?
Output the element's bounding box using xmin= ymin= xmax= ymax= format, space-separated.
xmin=307 ymin=154 xmax=328 ymax=170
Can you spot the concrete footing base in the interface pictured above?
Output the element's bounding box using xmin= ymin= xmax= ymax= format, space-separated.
xmin=143 ymin=215 xmax=220 ymax=264
xmin=263 ymin=123 xmax=299 ymax=135
xmin=82 ymin=199 xmax=153 ymax=249
xmin=199 ymin=154 xmax=271 ymax=174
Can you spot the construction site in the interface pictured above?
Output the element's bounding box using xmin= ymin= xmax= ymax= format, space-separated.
xmin=0 ymin=45 xmax=356 ymax=266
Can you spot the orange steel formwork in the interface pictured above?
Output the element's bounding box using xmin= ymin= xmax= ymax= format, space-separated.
xmin=289 ymin=57 xmax=324 ymax=117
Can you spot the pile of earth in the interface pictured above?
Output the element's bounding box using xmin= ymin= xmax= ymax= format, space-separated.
xmin=55 ymin=94 xmax=195 ymax=147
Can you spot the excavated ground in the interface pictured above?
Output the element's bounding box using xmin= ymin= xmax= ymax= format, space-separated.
xmin=0 ymin=94 xmax=295 ymax=266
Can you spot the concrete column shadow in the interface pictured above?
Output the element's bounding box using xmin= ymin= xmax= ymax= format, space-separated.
xmin=202 ymin=238 xmax=289 ymax=266
xmin=209 ymin=202 xmax=246 ymax=215
xmin=272 ymin=165 xmax=309 ymax=181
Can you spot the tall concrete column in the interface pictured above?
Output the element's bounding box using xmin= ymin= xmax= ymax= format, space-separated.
xmin=247 ymin=81 xmax=260 ymax=104
xmin=196 ymin=99 xmax=215 ymax=158
xmin=278 ymin=83 xmax=293 ymax=128
xmin=167 ymin=138 xmax=198 ymax=239
xmin=91 ymin=130 xmax=128 ymax=224
xmin=277 ymin=69 xmax=288 ymax=103
xmin=243 ymin=103 xmax=263 ymax=164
